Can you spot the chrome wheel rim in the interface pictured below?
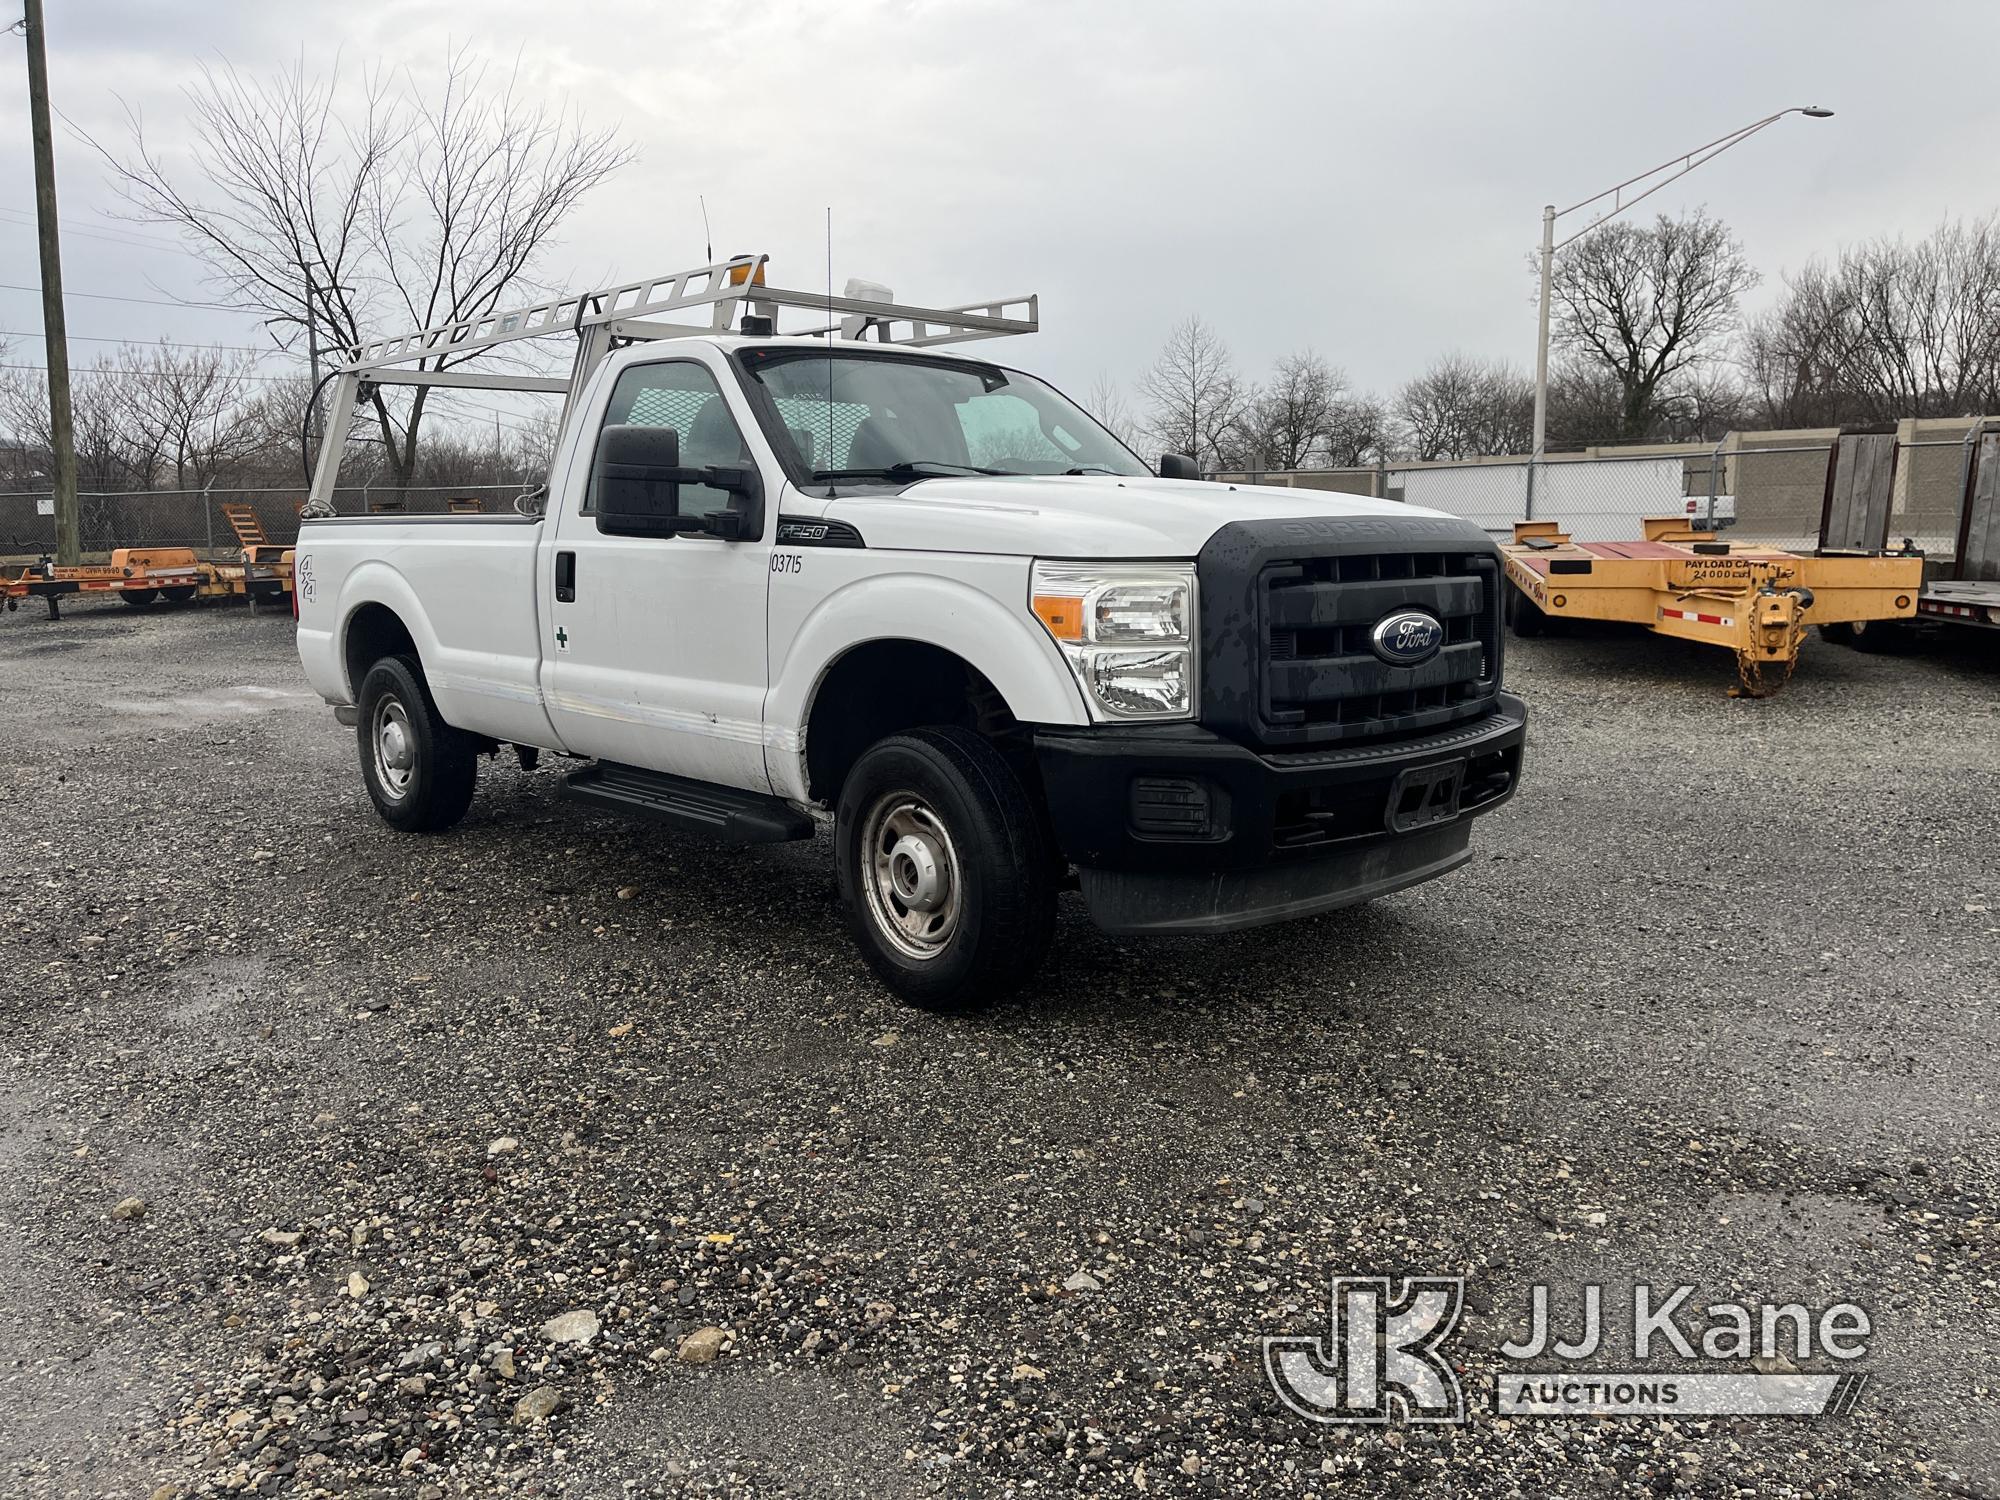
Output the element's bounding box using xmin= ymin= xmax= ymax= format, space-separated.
xmin=371 ymin=696 xmax=416 ymax=800
xmin=859 ymin=791 xmax=962 ymax=961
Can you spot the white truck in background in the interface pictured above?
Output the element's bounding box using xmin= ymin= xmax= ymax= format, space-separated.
xmin=294 ymin=257 xmax=1526 ymax=1009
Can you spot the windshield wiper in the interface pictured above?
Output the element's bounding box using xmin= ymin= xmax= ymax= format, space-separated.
xmin=811 ymin=460 xmax=1009 ymax=482
xmin=1062 ymin=465 xmax=1123 ymax=475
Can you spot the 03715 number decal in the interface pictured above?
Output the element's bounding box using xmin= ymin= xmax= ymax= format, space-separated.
xmin=771 ymin=552 xmax=803 ymax=574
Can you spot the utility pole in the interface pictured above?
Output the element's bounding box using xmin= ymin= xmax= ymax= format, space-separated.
xmin=21 ymin=0 xmax=77 ymax=564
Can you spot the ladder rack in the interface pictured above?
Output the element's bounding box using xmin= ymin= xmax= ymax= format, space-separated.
xmin=340 ymin=254 xmax=1038 ymax=371
xmin=307 ymin=254 xmax=1039 ymax=512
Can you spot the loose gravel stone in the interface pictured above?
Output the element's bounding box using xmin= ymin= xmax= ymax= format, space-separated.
xmin=513 ymin=1385 xmax=564 ymax=1424
xmin=676 ymin=1327 xmax=728 ymax=1365
xmin=540 ymin=1309 xmax=600 ymax=1345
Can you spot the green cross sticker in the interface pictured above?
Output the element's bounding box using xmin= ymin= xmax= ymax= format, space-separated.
xmin=555 ymin=626 xmax=569 ymax=651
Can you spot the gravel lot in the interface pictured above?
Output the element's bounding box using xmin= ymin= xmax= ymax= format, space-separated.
xmin=0 ymin=599 xmax=1994 ymax=1499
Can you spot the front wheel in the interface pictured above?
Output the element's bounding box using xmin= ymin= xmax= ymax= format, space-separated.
xmin=122 ymin=589 xmax=158 ymax=610
xmin=161 ymin=585 xmax=197 ymax=605
xmin=355 ymin=654 xmax=477 ymax=833
xmin=836 ymin=727 xmax=1056 ymax=1012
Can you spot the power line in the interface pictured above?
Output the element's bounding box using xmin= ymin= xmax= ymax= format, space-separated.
xmin=0 ymin=327 xmax=274 ymax=355
xmin=0 ymin=360 xmax=554 ymax=439
xmin=0 ymin=358 xmax=294 ymax=383
xmin=0 ymin=280 xmax=246 ymax=313
xmin=0 ymin=205 xmax=199 ymax=256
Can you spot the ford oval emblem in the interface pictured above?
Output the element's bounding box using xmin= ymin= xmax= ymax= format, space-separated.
xmin=1369 ymin=609 xmax=1444 ymax=666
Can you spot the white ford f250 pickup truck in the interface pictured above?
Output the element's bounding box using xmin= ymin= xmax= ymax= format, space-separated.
xmin=295 ymin=257 xmax=1525 ymax=1010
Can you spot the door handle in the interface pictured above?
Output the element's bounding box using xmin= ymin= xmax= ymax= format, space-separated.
xmin=554 ymin=550 xmax=576 ymax=602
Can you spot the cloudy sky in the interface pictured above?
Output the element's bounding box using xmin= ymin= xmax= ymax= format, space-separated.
xmin=5 ymin=0 xmax=1998 ymax=415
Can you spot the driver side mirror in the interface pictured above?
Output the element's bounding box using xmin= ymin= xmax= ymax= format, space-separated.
xmin=1158 ymin=452 xmax=1202 ymax=481
xmin=596 ymin=425 xmax=760 ymax=539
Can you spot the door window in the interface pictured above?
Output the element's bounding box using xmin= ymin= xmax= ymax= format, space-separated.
xmin=586 ymin=360 xmax=750 ymax=515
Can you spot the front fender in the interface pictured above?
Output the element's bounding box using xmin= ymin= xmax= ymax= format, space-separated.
xmin=765 ymin=569 xmax=1090 ymax=802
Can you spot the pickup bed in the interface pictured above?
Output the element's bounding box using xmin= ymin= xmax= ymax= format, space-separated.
xmin=298 ymin=324 xmax=1525 ymax=1008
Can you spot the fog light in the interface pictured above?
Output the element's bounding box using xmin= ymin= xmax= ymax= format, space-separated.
xmin=1130 ymin=776 xmax=1219 ymax=838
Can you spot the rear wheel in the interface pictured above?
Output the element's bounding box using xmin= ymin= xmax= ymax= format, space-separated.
xmin=122 ymin=589 xmax=158 ymax=609
xmin=836 ymin=727 xmax=1056 ymax=1012
xmin=161 ymin=586 xmax=197 ymax=605
xmin=1818 ymin=622 xmax=1857 ymax=647
xmin=1844 ymin=617 xmax=1911 ymax=654
xmin=355 ymin=654 xmax=477 ymax=832
xmin=1508 ymin=588 xmax=1549 ymax=637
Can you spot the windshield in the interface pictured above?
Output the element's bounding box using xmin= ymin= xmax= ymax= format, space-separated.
xmin=738 ymin=349 xmax=1150 ymax=483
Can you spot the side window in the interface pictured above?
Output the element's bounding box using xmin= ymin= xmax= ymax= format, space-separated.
xmin=585 ymin=360 xmax=750 ymax=515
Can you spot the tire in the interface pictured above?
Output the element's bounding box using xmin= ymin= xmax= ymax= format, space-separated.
xmin=1508 ymin=587 xmax=1547 ymax=638
xmin=122 ymin=589 xmax=159 ymax=609
xmin=836 ymin=727 xmax=1057 ymax=1012
xmin=1845 ymin=617 xmax=1909 ymax=655
xmin=1818 ymin=622 xmax=1857 ymax=647
xmin=161 ymin=586 xmax=197 ymax=605
xmin=355 ymin=654 xmax=477 ymax=833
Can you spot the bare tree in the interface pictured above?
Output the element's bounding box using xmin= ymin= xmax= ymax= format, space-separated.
xmin=510 ymin=404 xmax=564 ymax=486
xmin=1393 ymin=353 xmax=1535 ymax=459
xmin=1322 ymin=393 xmax=1387 ymax=468
xmin=1084 ymin=372 xmax=1141 ymax=452
xmin=119 ymin=342 xmax=262 ymax=489
xmin=1140 ymin=316 xmax=1244 ymax=468
xmin=1241 ymin=350 xmax=1337 ymax=469
xmin=0 ymin=355 xmax=145 ymax=489
xmin=229 ymin=373 xmax=332 ymax=484
xmin=1745 ymin=216 xmax=2000 ymax=427
xmin=1547 ymin=208 xmax=1759 ymax=443
xmin=100 ymin=51 xmax=631 ymax=487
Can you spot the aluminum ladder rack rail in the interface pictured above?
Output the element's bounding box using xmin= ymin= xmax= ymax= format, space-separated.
xmin=307 ymin=254 xmax=1039 ymax=512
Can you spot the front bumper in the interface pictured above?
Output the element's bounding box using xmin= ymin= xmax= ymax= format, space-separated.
xmin=1034 ymin=693 xmax=1526 ymax=934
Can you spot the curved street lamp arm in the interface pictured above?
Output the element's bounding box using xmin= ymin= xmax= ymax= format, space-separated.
xmin=1552 ymin=108 xmax=1832 ymax=249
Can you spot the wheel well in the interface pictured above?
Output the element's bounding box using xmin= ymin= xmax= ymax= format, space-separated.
xmin=804 ymin=640 xmax=1026 ymax=804
xmin=343 ymin=603 xmax=418 ymax=698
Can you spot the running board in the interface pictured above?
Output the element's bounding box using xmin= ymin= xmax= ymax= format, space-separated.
xmin=560 ymin=762 xmax=815 ymax=846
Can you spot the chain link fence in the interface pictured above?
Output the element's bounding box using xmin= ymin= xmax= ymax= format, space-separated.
xmin=0 ymin=483 xmax=538 ymax=561
xmin=6 ymin=433 xmax=1986 ymax=562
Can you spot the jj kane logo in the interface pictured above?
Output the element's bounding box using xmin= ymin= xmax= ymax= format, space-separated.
xmin=1264 ymin=1276 xmax=1467 ymax=1424
xmin=1266 ymin=1276 xmax=1873 ymax=1425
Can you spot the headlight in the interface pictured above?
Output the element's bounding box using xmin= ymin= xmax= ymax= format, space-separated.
xmin=1030 ymin=561 xmax=1197 ymax=721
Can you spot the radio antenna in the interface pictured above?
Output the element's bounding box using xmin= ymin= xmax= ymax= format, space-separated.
xmin=824 ymin=206 xmax=835 ymax=493
xmin=699 ymin=195 xmax=713 ymax=264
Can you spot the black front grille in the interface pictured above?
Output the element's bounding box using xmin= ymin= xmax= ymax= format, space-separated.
xmin=1259 ymin=552 xmax=1501 ymax=744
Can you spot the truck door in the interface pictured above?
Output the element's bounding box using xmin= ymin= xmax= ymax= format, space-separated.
xmin=541 ymin=354 xmax=774 ymax=792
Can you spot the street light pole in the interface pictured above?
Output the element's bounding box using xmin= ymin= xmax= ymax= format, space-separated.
xmin=1529 ymin=105 xmax=1834 ymax=481
xmin=1530 ymin=202 xmax=1556 ymax=491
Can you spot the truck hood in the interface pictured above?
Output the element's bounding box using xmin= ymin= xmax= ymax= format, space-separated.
xmin=809 ymin=475 xmax=1446 ymax=558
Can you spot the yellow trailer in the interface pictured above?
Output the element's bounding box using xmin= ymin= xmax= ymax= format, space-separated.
xmin=1500 ymin=516 xmax=1922 ymax=696
xmin=3 ymin=544 xmax=294 ymax=621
